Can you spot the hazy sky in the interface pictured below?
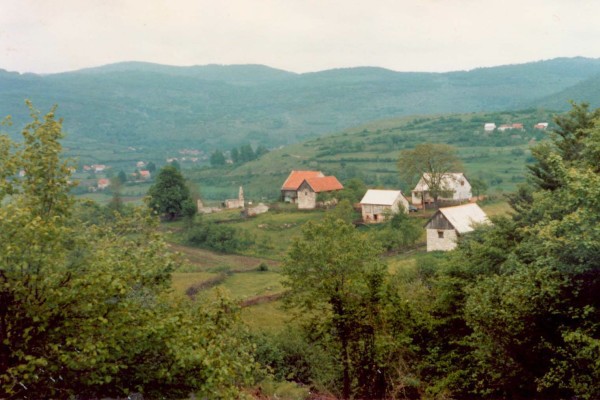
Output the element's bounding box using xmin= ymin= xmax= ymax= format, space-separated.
xmin=2 ymin=0 xmax=599 ymax=74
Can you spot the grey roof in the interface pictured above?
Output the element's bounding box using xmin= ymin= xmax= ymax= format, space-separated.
xmin=437 ymin=203 xmax=489 ymax=233
xmin=360 ymin=189 xmax=404 ymax=206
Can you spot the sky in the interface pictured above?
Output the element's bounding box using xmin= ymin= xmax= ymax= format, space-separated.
xmin=1 ymin=0 xmax=600 ymax=75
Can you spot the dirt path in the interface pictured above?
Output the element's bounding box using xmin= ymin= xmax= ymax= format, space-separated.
xmin=168 ymin=243 xmax=280 ymax=272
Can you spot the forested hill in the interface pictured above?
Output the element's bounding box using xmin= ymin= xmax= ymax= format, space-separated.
xmin=1 ymin=57 xmax=600 ymax=149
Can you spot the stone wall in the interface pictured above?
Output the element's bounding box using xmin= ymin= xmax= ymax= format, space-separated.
xmin=297 ymin=182 xmax=317 ymax=209
xmin=427 ymin=228 xmax=458 ymax=252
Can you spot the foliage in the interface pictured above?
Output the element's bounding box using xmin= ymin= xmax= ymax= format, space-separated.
xmin=282 ymin=215 xmax=389 ymax=398
xmin=397 ymin=143 xmax=464 ymax=205
xmin=187 ymin=218 xmax=252 ymax=253
xmin=372 ymin=211 xmax=421 ymax=252
xmin=470 ymin=177 xmax=488 ymax=198
xmin=0 ymin=104 xmax=257 ymax=399
xmin=421 ymin=104 xmax=600 ymax=399
xmin=210 ymin=149 xmax=227 ymax=166
xmin=116 ymin=169 xmax=128 ymax=184
xmin=327 ymin=199 xmax=356 ymax=224
xmin=146 ymin=161 xmax=156 ymax=173
xmin=252 ymin=329 xmax=339 ymax=391
xmin=336 ymin=177 xmax=367 ymax=204
xmin=147 ymin=165 xmax=195 ymax=220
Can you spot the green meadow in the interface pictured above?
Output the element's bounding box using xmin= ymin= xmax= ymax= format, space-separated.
xmin=168 ymin=199 xmax=511 ymax=333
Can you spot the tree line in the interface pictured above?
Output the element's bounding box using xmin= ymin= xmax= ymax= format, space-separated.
xmin=210 ymin=143 xmax=269 ymax=166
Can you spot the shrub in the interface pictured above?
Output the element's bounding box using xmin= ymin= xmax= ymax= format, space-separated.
xmin=187 ymin=221 xmax=243 ymax=253
xmin=258 ymin=262 xmax=269 ymax=272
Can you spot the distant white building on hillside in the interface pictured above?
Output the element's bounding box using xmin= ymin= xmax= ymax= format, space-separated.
xmin=484 ymin=123 xmax=496 ymax=132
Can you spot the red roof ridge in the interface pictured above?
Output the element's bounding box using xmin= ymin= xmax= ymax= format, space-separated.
xmin=303 ymin=176 xmax=344 ymax=192
xmin=281 ymin=170 xmax=324 ymax=190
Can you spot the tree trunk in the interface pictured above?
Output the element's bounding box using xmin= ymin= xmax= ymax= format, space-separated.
xmin=342 ymin=334 xmax=351 ymax=399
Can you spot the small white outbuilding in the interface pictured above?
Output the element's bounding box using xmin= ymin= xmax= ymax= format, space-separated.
xmin=425 ymin=203 xmax=489 ymax=251
xmin=360 ymin=189 xmax=409 ymax=223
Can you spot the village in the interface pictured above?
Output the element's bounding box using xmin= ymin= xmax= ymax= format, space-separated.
xmin=189 ymin=169 xmax=490 ymax=253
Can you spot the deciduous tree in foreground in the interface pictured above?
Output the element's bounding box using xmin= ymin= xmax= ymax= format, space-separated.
xmin=0 ymin=103 xmax=256 ymax=399
xmin=282 ymin=215 xmax=388 ymax=399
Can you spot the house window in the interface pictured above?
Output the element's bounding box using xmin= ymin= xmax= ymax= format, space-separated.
xmin=437 ymin=230 xmax=444 ymax=238
xmin=304 ymin=191 xmax=308 ymax=196
xmin=460 ymin=180 xmax=465 ymax=186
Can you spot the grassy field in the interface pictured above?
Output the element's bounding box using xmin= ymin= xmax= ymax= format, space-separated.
xmin=168 ymin=199 xmax=514 ymax=333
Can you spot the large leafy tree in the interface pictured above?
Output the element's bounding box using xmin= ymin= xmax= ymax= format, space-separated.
xmin=282 ymin=215 xmax=388 ymax=399
xmin=147 ymin=165 xmax=195 ymax=220
xmin=0 ymin=104 xmax=256 ymax=399
xmin=397 ymin=143 xmax=463 ymax=206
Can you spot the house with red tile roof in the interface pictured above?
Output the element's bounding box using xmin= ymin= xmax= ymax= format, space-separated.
xmin=97 ymin=178 xmax=110 ymax=190
xmin=281 ymin=170 xmax=344 ymax=209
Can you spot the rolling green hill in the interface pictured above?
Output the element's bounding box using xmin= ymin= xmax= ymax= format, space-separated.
xmin=1 ymin=57 xmax=599 ymax=152
xmin=186 ymin=108 xmax=556 ymax=201
xmin=534 ymin=73 xmax=600 ymax=109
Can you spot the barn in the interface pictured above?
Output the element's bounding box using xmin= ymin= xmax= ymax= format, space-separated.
xmin=425 ymin=203 xmax=489 ymax=251
xmin=359 ymin=189 xmax=409 ymax=223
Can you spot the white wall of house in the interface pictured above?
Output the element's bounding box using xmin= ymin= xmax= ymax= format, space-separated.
xmin=297 ymin=183 xmax=317 ymax=209
xmin=427 ymin=228 xmax=458 ymax=251
xmin=412 ymin=175 xmax=472 ymax=205
xmin=452 ymin=178 xmax=472 ymax=201
xmin=412 ymin=191 xmax=428 ymax=205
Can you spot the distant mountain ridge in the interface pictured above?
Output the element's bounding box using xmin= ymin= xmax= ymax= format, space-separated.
xmin=1 ymin=57 xmax=599 ymax=149
xmin=69 ymin=62 xmax=297 ymax=85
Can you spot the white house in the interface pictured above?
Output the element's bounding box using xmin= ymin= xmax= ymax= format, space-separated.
xmin=425 ymin=203 xmax=489 ymax=251
xmin=411 ymin=173 xmax=472 ymax=206
xmin=360 ymin=189 xmax=409 ymax=223
xmin=92 ymin=164 xmax=107 ymax=173
xmin=484 ymin=123 xmax=496 ymax=132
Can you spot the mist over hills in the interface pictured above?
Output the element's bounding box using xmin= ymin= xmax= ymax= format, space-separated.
xmin=1 ymin=57 xmax=599 ymax=149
